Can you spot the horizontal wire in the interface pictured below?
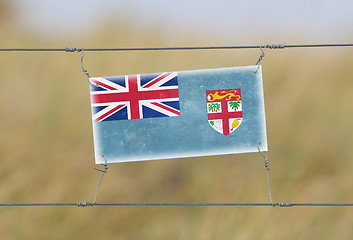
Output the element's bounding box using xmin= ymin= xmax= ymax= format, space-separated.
xmin=1 ymin=43 xmax=353 ymax=208
xmin=0 ymin=43 xmax=353 ymax=52
xmin=0 ymin=203 xmax=78 ymax=206
xmin=1 ymin=202 xmax=353 ymax=207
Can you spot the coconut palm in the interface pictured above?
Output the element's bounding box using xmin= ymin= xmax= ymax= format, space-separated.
xmin=229 ymin=101 xmax=241 ymax=110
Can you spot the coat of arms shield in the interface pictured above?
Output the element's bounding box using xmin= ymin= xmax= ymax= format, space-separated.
xmin=206 ymin=89 xmax=243 ymax=135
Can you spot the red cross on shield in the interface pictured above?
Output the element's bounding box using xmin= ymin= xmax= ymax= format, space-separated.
xmin=206 ymin=89 xmax=243 ymax=135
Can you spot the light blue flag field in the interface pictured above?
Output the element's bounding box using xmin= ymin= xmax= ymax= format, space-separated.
xmin=89 ymin=65 xmax=267 ymax=164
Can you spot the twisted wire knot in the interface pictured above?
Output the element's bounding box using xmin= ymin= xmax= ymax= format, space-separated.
xmin=264 ymin=159 xmax=269 ymax=169
xmin=65 ymin=47 xmax=82 ymax=52
xmin=76 ymin=202 xmax=93 ymax=207
xmin=82 ymin=66 xmax=91 ymax=79
xmin=266 ymin=44 xmax=286 ymax=49
xmin=253 ymin=43 xmax=286 ymax=74
xmin=274 ymin=202 xmax=294 ymax=207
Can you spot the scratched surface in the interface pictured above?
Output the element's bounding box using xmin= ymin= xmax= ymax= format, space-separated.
xmin=91 ymin=65 xmax=267 ymax=164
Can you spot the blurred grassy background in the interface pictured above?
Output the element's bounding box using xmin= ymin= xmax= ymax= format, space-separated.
xmin=1 ymin=1 xmax=353 ymax=239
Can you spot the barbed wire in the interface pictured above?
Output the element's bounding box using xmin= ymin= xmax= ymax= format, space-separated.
xmin=0 ymin=43 xmax=352 ymax=52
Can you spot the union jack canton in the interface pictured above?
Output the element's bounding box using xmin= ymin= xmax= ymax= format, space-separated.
xmin=90 ymin=72 xmax=180 ymax=122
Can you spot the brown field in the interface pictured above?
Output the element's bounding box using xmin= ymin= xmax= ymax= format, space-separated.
xmin=1 ymin=5 xmax=353 ymax=239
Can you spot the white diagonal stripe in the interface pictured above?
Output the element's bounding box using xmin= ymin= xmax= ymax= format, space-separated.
xmin=90 ymin=77 xmax=127 ymax=92
xmin=140 ymin=72 xmax=178 ymax=90
xmin=92 ymin=103 xmax=126 ymax=122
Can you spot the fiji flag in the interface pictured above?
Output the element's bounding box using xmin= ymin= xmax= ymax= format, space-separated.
xmin=90 ymin=66 xmax=267 ymax=164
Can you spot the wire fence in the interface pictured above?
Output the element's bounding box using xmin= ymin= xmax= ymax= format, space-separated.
xmin=1 ymin=42 xmax=353 ymax=207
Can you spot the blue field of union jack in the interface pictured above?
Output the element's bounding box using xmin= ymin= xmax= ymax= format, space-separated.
xmin=90 ymin=72 xmax=180 ymax=122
